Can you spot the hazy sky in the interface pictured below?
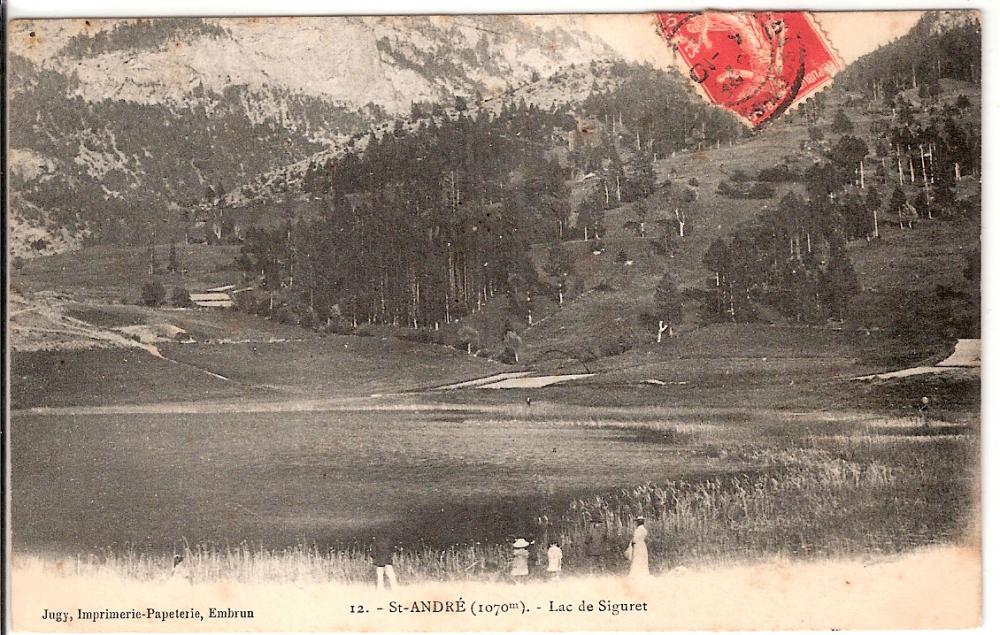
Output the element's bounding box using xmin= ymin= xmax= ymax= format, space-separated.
xmin=574 ymin=11 xmax=924 ymax=70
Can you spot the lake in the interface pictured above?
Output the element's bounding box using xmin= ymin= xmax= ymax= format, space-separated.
xmin=10 ymin=402 xmax=727 ymax=555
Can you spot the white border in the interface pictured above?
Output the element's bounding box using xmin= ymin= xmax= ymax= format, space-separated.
xmin=4 ymin=3 xmax=994 ymax=635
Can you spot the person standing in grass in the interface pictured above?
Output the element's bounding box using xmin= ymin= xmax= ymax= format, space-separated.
xmin=511 ymin=538 xmax=531 ymax=581
xmin=546 ymin=540 xmax=563 ymax=579
xmin=917 ymin=396 xmax=931 ymax=426
xmin=625 ymin=516 xmax=650 ymax=577
xmin=372 ymin=535 xmax=398 ymax=590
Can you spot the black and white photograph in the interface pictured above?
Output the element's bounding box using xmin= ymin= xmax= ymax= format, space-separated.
xmin=4 ymin=6 xmax=984 ymax=631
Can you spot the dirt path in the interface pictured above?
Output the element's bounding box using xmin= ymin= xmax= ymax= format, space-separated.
xmin=856 ymin=339 xmax=980 ymax=380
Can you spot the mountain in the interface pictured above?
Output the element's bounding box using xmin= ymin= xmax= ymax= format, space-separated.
xmin=7 ymin=16 xmax=617 ymax=255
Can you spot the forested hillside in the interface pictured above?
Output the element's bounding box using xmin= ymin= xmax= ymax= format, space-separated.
xmin=227 ymin=63 xmax=745 ymax=344
xmin=217 ymin=12 xmax=980 ymax=363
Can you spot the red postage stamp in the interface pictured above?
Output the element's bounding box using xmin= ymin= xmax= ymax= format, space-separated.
xmin=657 ymin=11 xmax=843 ymax=128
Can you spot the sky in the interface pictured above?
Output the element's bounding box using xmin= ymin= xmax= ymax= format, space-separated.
xmin=573 ymin=11 xmax=923 ymax=70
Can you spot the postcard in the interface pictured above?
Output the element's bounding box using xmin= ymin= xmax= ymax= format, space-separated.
xmin=5 ymin=9 xmax=982 ymax=631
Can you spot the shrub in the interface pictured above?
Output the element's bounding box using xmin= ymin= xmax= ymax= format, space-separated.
xmin=756 ymin=164 xmax=801 ymax=182
xmin=298 ymin=310 xmax=317 ymax=329
xmin=170 ymin=287 xmax=193 ymax=308
xmin=354 ymin=324 xmax=378 ymax=337
xmin=456 ymin=326 xmax=480 ymax=354
xmin=324 ymin=317 xmax=355 ymax=335
xmin=500 ymin=330 xmax=522 ymax=364
xmin=716 ymin=180 xmax=739 ymax=197
xmin=271 ymin=306 xmax=298 ymax=325
xmin=747 ymin=182 xmax=776 ymax=198
xmin=140 ymin=281 xmax=166 ymax=307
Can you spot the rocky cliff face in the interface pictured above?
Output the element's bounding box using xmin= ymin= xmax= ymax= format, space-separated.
xmin=7 ymin=16 xmax=616 ymax=254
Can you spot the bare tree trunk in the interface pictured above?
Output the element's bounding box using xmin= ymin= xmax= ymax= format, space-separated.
xmin=657 ymin=320 xmax=669 ymax=343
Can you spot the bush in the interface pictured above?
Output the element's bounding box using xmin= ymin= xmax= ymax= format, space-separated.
xmin=354 ymin=324 xmax=378 ymax=337
xmin=170 ymin=287 xmax=193 ymax=308
xmin=716 ymin=180 xmax=738 ymax=197
xmin=757 ymin=164 xmax=801 ymax=182
xmin=140 ymin=281 xmax=166 ymax=307
xmin=455 ymin=326 xmax=480 ymax=354
xmin=324 ymin=317 xmax=355 ymax=335
xmin=747 ymin=182 xmax=776 ymax=198
xmin=717 ymin=180 xmax=775 ymax=199
xmin=298 ymin=310 xmax=317 ymax=329
xmin=271 ymin=306 xmax=298 ymax=325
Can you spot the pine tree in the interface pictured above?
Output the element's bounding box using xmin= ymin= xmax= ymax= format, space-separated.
xmin=932 ymin=179 xmax=956 ymax=216
xmin=887 ymin=186 xmax=908 ymax=228
xmin=823 ymin=237 xmax=860 ymax=320
xmin=543 ymin=243 xmax=574 ymax=305
xmin=630 ymin=151 xmax=656 ymax=200
xmin=167 ymin=242 xmax=180 ymax=274
xmin=831 ymin=109 xmax=854 ymax=134
xmin=147 ymin=242 xmax=160 ymax=276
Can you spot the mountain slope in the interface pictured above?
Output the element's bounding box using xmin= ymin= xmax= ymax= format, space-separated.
xmin=7 ymin=16 xmax=617 ymax=254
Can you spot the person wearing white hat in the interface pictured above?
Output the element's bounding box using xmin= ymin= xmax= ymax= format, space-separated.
xmin=625 ymin=517 xmax=649 ymax=577
xmin=511 ymin=538 xmax=532 ymax=580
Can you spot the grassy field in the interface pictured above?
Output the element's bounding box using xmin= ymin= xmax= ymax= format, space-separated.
xmin=10 ymin=330 xmax=499 ymax=409
xmin=11 ymin=243 xmax=241 ymax=304
xmin=10 ymin=347 xmax=265 ymax=409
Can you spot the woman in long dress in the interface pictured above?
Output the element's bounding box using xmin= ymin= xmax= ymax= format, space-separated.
xmin=626 ymin=517 xmax=650 ymax=577
xmin=511 ymin=538 xmax=531 ymax=581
